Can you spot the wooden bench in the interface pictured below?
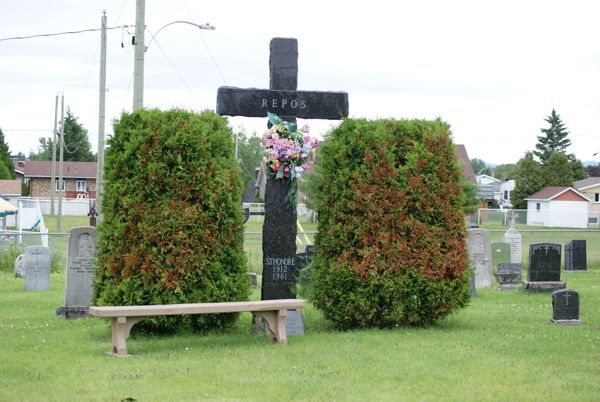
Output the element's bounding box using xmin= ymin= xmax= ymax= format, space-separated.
xmin=89 ymin=299 xmax=305 ymax=357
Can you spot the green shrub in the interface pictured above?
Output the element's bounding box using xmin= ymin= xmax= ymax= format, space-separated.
xmin=0 ymin=243 xmax=23 ymax=273
xmin=311 ymin=118 xmax=470 ymax=329
xmin=94 ymin=109 xmax=249 ymax=333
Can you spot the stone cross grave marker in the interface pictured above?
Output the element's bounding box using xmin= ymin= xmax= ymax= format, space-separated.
xmin=564 ymin=240 xmax=587 ymax=271
xmin=57 ymin=227 xmax=98 ymax=318
xmin=467 ymin=228 xmax=492 ymax=288
xmin=216 ymin=38 xmax=348 ymax=302
xmin=24 ymin=245 xmax=50 ymax=291
xmin=552 ymin=288 xmax=581 ymax=324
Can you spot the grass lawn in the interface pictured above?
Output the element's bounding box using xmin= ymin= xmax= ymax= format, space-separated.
xmin=1 ymin=267 xmax=599 ymax=401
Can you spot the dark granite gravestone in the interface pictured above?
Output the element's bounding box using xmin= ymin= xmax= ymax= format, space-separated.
xmin=57 ymin=227 xmax=98 ymax=318
xmin=216 ymin=38 xmax=348 ymax=302
xmin=494 ymin=263 xmax=522 ymax=290
xmin=564 ymin=240 xmax=587 ymax=271
xmin=552 ymin=288 xmax=581 ymax=324
xmin=523 ymin=243 xmax=565 ymax=292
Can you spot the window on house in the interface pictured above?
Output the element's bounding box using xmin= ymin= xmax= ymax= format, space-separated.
xmin=536 ymin=202 xmax=541 ymax=212
xmin=76 ymin=180 xmax=87 ymax=192
xmin=55 ymin=179 xmax=65 ymax=191
xmin=595 ymin=193 xmax=599 ymax=203
xmin=503 ymin=190 xmax=508 ymax=200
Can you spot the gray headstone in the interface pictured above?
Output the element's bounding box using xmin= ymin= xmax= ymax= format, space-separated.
xmin=57 ymin=227 xmax=97 ymax=318
xmin=527 ymin=243 xmax=561 ymax=282
xmin=15 ymin=253 xmax=25 ymax=278
xmin=24 ymin=246 xmax=50 ymax=291
xmin=467 ymin=229 xmax=492 ymax=288
xmin=491 ymin=242 xmax=511 ymax=270
xmin=285 ymin=310 xmax=305 ymax=336
xmin=248 ymin=272 xmax=258 ymax=288
xmin=552 ymin=288 xmax=581 ymax=324
xmin=503 ymin=227 xmax=522 ymax=264
xmin=564 ymin=240 xmax=587 ymax=271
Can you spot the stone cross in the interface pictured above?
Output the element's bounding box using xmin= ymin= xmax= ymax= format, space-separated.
xmin=31 ymin=248 xmax=43 ymax=265
xmin=216 ymin=38 xmax=348 ymax=301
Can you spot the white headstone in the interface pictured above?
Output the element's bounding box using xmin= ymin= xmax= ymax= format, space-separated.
xmin=503 ymin=227 xmax=522 ymax=264
xmin=467 ymin=229 xmax=492 ymax=288
xmin=15 ymin=253 xmax=25 ymax=278
xmin=24 ymin=246 xmax=50 ymax=291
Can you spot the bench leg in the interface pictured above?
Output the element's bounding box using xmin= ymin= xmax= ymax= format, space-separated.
xmin=110 ymin=316 xmax=145 ymax=357
xmin=254 ymin=309 xmax=288 ymax=344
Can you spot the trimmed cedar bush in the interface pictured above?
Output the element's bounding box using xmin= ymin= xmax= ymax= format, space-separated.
xmin=94 ymin=109 xmax=249 ymax=333
xmin=311 ymin=118 xmax=470 ymax=329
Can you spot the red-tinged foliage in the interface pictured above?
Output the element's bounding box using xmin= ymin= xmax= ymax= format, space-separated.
xmin=93 ymin=109 xmax=249 ymax=333
xmin=311 ymin=118 xmax=470 ymax=329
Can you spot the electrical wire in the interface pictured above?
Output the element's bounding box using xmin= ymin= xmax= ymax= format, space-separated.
xmin=0 ymin=26 xmax=130 ymax=42
xmin=181 ymin=0 xmax=228 ymax=85
xmin=145 ymin=27 xmax=195 ymax=95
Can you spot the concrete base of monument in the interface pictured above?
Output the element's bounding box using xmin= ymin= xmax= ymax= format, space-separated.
xmin=497 ymin=283 xmax=522 ymax=291
xmin=522 ymin=281 xmax=566 ymax=292
xmin=56 ymin=306 xmax=90 ymax=319
xmin=564 ymin=270 xmax=588 ymax=273
xmin=254 ymin=309 xmax=304 ymax=336
xmin=552 ymin=319 xmax=582 ymax=325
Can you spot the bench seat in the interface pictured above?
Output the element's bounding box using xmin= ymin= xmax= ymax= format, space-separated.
xmin=89 ymin=299 xmax=305 ymax=357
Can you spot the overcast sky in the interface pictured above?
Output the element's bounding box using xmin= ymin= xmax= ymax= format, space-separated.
xmin=1 ymin=0 xmax=599 ymax=165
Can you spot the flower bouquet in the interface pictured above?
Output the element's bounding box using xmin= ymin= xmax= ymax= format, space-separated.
xmin=262 ymin=112 xmax=319 ymax=207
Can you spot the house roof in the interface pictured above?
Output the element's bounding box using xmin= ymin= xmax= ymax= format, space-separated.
xmin=0 ymin=180 xmax=21 ymax=195
xmin=455 ymin=144 xmax=476 ymax=184
xmin=24 ymin=160 xmax=96 ymax=179
xmin=574 ymin=177 xmax=600 ymax=190
xmin=525 ymin=186 xmax=589 ymax=202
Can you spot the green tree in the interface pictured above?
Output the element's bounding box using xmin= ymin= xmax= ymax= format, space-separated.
xmin=543 ymin=152 xmax=575 ymax=186
xmin=94 ymin=109 xmax=249 ymax=333
xmin=567 ymin=154 xmax=587 ymax=181
xmin=470 ymin=158 xmax=489 ymax=175
xmin=493 ymin=163 xmax=516 ymax=180
xmin=534 ymin=109 xmax=571 ymax=164
xmin=0 ymin=128 xmax=15 ymax=179
xmin=585 ymin=163 xmax=600 ymax=177
xmin=235 ymin=130 xmax=263 ymax=199
xmin=29 ymin=108 xmax=95 ymax=161
xmin=511 ymin=152 xmax=544 ymax=209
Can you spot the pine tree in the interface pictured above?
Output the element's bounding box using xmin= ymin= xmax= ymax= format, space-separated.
xmin=29 ymin=108 xmax=95 ymax=161
xmin=543 ymin=152 xmax=574 ymax=186
xmin=511 ymin=152 xmax=544 ymax=209
xmin=0 ymin=128 xmax=15 ymax=179
xmin=533 ymin=109 xmax=571 ymax=164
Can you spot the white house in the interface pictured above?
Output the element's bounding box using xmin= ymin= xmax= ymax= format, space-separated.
xmin=525 ymin=186 xmax=589 ymax=228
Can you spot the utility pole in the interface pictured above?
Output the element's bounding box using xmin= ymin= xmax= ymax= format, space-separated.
xmin=132 ymin=0 xmax=145 ymax=111
xmin=57 ymin=94 xmax=65 ymax=232
xmin=96 ymin=11 xmax=107 ymax=224
xmin=50 ymin=94 xmax=58 ymax=216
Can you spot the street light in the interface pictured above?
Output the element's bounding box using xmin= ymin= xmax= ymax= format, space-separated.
xmin=132 ymin=0 xmax=216 ymax=111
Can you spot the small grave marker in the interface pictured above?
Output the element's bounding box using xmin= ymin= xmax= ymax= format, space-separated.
xmin=24 ymin=246 xmax=50 ymax=291
xmin=552 ymin=288 xmax=581 ymax=325
xmin=523 ymin=243 xmax=565 ymax=291
xmin=564 ymin=240 xmax=586 ymax=272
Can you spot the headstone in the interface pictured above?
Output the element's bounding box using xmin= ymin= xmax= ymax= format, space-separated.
xmin=56 ymin=227 xmax=97 ymax=318
xmin=523 ymin=243 xmax=565 ymax=292
xmin=564 ymin=240 xmax=587 ymax=271
xmin=216 ymin=38 xmax=349 ymax=337
xmin=248 ymin=272 xmax=258 ymax=288
xmin=24 ymin=246 xmax=50 ymax=291
xmin=15 ymin=253 xmax=25 ymax=278
xmin=491 ymin=242 xmax=511 ymax=270
xmin=503 ymin=227 xmax=522 ymax=264
xmin=494 ymin=263 xmax=522 ymax=290
xmin=467 ymin=229 xmax=492 ymax=288
xmin=552 ymin=288 xmax=581 ymax=325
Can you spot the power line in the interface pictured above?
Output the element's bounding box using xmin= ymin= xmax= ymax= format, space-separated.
xmin=0 ymin=26 xmax=130 ymax=42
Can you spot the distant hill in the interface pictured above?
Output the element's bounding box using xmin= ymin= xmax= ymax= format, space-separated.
xmin=583 ymin=161 xmax=598 ymax=167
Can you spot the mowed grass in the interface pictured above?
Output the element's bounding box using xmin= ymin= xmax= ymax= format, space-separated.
xmin=1 ymin=267 xmax=599 ymax=401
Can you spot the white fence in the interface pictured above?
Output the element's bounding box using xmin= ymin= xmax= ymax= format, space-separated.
xmin=477 ymin=208 xmax=600 ymax=228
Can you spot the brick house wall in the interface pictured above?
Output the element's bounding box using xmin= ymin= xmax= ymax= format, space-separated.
xmin=29 ymin=177 xmax=97 ymax=198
